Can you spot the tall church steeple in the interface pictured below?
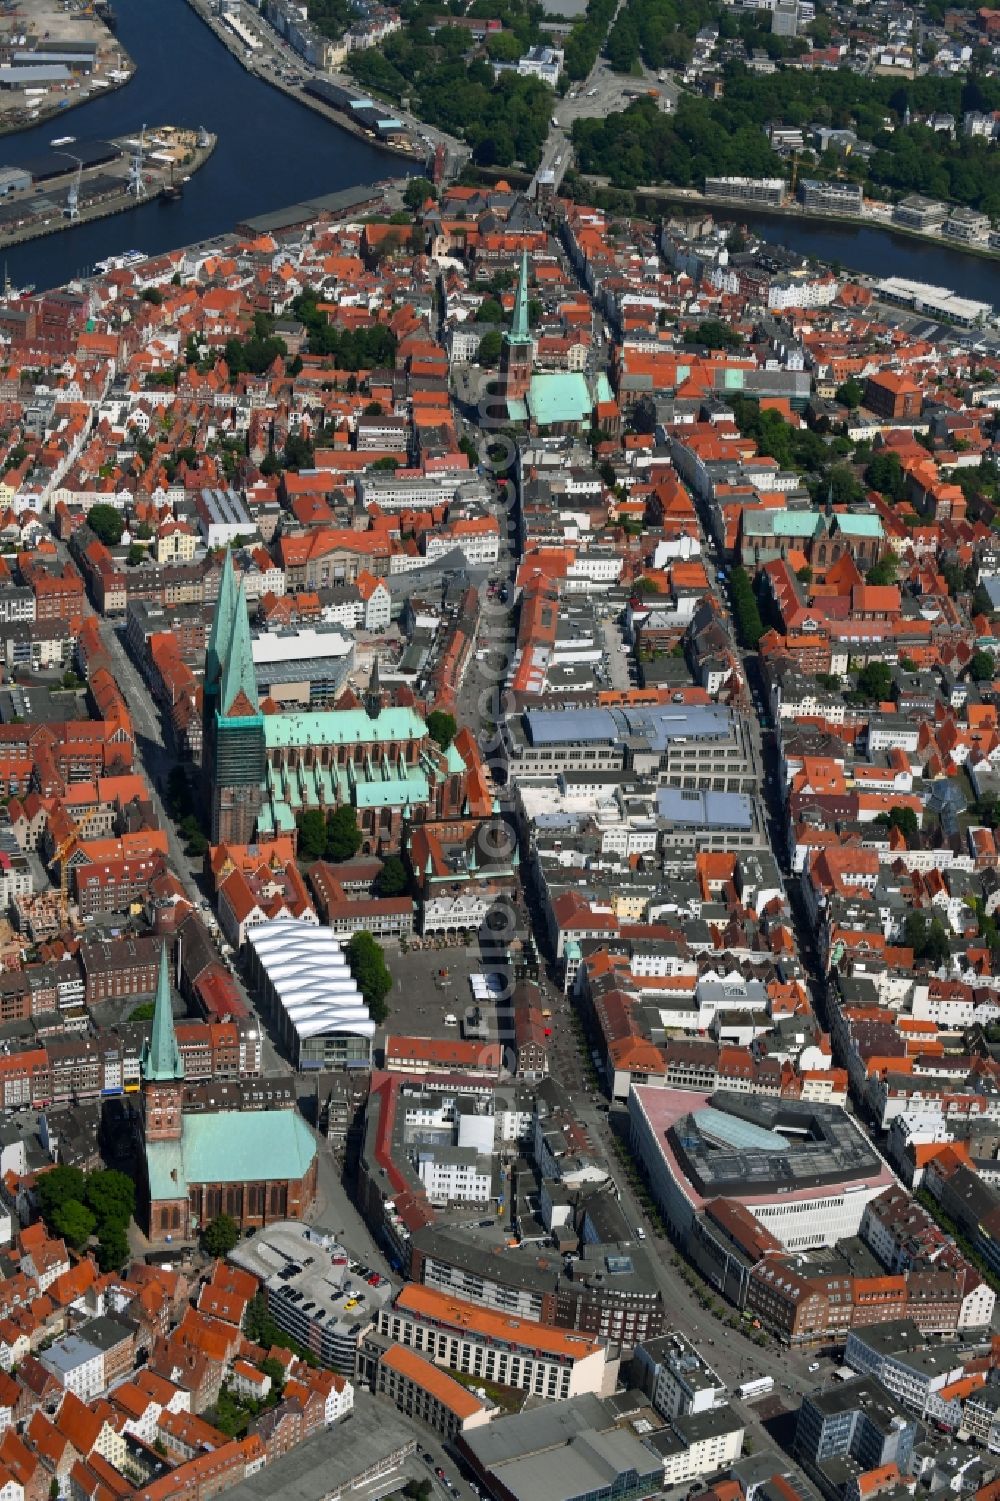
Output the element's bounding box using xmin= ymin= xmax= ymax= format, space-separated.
xmin=202 ymin=556 xmax=265 ymax=846
xmin=501 ymin=250 xmax=534 ymax=408
xmin=205 ymin=549 xmax=237 ymax=709
xmin=219 ymin=579 xmax=259 ymax=720
xmin=366 ymin=653 xmax=382 ymax=719
xmin=142 ymin=945 xmax=184 ymax=1144
xmin=143 ymin=944 xmax=184 ymax=1084
xmin=510 ymin=249 xmax=532 ymax=347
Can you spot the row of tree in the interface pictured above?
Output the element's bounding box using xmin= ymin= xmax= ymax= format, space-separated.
xmin=728 ymin=566 xmax=764 ymax=650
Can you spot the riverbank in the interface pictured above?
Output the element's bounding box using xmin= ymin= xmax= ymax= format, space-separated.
xmin=0 ymin=126 xmax=216 ymax=252
xmin=181 ymin=0 xmax=426 ymax=163
xmin=581 ymin=177 xmax=1000 ymax=270
xmin=0 ymin=0 xmax=428 ymax=292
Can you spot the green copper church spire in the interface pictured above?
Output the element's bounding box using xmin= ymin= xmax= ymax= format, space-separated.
xmin=205 ymin=548 xmax=237 ymax=697
xmin=510 ymin=249 xmax=532 ymax=345
xmin=219 ymin=579 xmax=259 ymax=718
xmin=142 ymin=944 xmax=184 ymax=1083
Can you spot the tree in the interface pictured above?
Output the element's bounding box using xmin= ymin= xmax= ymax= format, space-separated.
xmin=970 ymin=650 xmax=995 ymax=682
xmin=682 ymin=319 xmax=742 ymax=351
xmin=52 ymin=1199 xmax=96 ymax=1249
xmin=128 ymin=1001 xmax=156 ymax=1022
xmin=728 ymin=566 xmax=764 ymax=650
xmin=904 ymin=911 xmax=950 ymax=966
xmin=865 ymin=452 xmax=907 ymax=501
xmin=283 ymin=432 xmax=314 ymax=471
xmin=35 ymin=1164 xmax=87 ymax=1225
xmin=346 ymin=931 xmax=392 ymax=1023
xmin=87 ymin=503 xmax=125 ymax=547
xmin=363 ymin=401 xmax=384 ymax=417
xmin=836 ymin=378 xmax=863 ymax=409
xmin=476 ymin=297 xmax=504 ymax=324
xmin=477 ymin=329 xmax=503 ymax=366
xmin=202 ymin=1213 xmax=239 ymax=1257
xmin=297 ymin=808 xmax=328 ymax=862
xmin=866 ymin=555 xmax=898 ymax=587
xmin=403 ymin=177 xmax=436 ymax=211
xmin=827 ymin=464 xmax=864 ymax=507
xmin=376 ymin=855 xmax=408 ymax=898
xmin=326 ymin=804 xmax=362 ymax=862
xmin=796 ymin=565 xmax=812 ymax=585
xmin=875 ymin=804 xmax=919 ymax=843
xmin=85 ymin=1169 xmax=135 ymax=1229
xmin=856 ymin=660 xmax=894 ymax=702
xmin=96 ymin=1223 xmax=129 ymax=1272
xmin=261 ymin=1355 xmax=286 ymax=1389
xmin=426 ymin=710 xmax=458 ymax=750
xmin=126 ymin=542 xmax=145 ymax=567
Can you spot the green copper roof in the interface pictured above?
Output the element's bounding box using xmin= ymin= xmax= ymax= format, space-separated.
xmin=510 ymin=248 xmax=532 ymax=346
xmin=142 ymin=944 xmax=184 ymax=1083
xmin=146 ymin=1110 xmax=317 ymax=1203
xmin=526 ymin=371 xmax=592 ymax=428
xmin=352 ymin=773 xmax=430 ymax=809
xmin=742 ymin=511 xmax=820 ymax=539
xmin=205 ymin=548 xmax=237 ymax=697
xmin=445 ymin=741 xmax=466 ymax=775
xmin=220 ymin=579 xmax=260 ymax=717
xmin=836 ymin=513 xmax=884 ymax=538
xmin=263 ymin=706 xmax=426 ymax=749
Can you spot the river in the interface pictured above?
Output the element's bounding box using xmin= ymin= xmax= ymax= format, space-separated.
xmin=0 ymin=0 xmax=400 ymax=290
xmin=1 ymin=0 xmax=997 ymax=307
xmin=733 ymin=207 xmax=1000 ymax=311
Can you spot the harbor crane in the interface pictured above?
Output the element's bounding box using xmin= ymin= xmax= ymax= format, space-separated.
xmin=127 ymin=123 xmax=147 ymax=198
xmin=64 ymin=154 xmax=83 ymax=221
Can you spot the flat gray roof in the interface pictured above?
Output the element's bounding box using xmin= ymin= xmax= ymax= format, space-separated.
xmin=221 ymin=1393 xmax=416 ymax=1501
xmin=656 ymin=787 xmax=753 ymax=829
xmin=524 ymin=703 xmax=733 ymax=750
xmin=464 ymin=1394 xmax=614 ymax=1469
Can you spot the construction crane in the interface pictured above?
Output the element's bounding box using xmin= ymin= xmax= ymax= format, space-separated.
xmin=789 ymin=150 xmax=801 ymax=198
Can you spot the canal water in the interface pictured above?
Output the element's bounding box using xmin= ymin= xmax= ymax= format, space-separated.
xmin=0 ymin=0 xmax=400 ymax=290
xmin=735 ymin=207 xmax=1000 ymax=311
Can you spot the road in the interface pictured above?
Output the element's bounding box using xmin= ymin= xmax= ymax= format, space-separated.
xmin=531 ymin=43 xmax=679 ymax=197
xmin=96 ymin=615 xmax=290 ymax=1075
xmin=223 ymin=0 xmax=465 ymax=171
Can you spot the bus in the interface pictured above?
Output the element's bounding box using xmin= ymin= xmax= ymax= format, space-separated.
xmin=737 ymin=1376 xmax=774 ymax=1400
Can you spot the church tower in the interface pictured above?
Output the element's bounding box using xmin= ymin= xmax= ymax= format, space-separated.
xmin=501 ymin=250 xmax=534 ymax=407
xmin=365 ymin=653 xmax=382 ymax=720
xmin=203 ymin=552 xmax=265 ymax=845
xmin=141 ymin=944 xmax=184 ymax=1143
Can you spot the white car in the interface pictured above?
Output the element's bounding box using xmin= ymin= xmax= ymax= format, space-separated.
xmin=808 ymin=1362 xmax=820 ymax=1372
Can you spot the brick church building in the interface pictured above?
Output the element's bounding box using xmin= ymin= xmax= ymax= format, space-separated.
xmin=142 ymin=945 xmax=317 ymax=1243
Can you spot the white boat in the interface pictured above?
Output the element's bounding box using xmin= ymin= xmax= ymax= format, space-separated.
xmin=50 ymin=134 xmax=76 ymax=146
xmin=94 ymin=249 xmax=146 ymax=275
